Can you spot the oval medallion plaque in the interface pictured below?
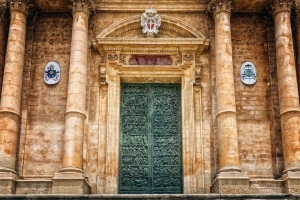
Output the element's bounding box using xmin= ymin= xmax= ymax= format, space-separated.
xmin=44 ymin=61 xmax=60 ymax=85
xmin=240 ymin=62 xmax=257 ymax=85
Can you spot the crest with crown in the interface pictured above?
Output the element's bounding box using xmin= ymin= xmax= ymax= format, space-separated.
xmin=141 ymin=8 xmax=161 ymax=38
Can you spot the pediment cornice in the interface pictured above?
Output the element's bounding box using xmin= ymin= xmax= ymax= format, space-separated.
xmin=96 ymin=15 xmax=207 ymax=39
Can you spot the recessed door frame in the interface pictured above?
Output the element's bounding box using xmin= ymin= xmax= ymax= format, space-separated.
xmin=98 ymin=45 xmax=205 ymax=194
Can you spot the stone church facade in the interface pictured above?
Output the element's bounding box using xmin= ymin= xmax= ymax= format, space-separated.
xmin=0 ymin=0 xmax=299 ymax=196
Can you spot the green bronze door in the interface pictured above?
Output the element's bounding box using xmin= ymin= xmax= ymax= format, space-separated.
xmin=119 ymin=83 xmax=182 ymax=194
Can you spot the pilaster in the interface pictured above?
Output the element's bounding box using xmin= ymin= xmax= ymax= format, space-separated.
xmin=208 ymin=0 xmax=250 ymax=194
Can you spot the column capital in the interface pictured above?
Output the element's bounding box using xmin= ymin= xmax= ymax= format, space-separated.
xmin=9 ymin=0 xmax=33 ymax=15
xmin=267 ymin=0 xmax=294 ymax=16
xmin=71 ymin=0 xmax=95 ymax=16
xmin=207 ymin=0 xmax=233 ymax=16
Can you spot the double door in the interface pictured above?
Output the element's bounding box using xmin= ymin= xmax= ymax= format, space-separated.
xmin=119 ymin=84 xmax=182 ymax=194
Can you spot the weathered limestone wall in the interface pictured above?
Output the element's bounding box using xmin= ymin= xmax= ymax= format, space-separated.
xmin=8 ymin=6 xmax=297 ymax=195
xmin=232 ymin=14 xmax=275 ymax=177
xmin=209 ymin=12 xmax=285 ymax=193
xmin=20 ymin=13 xmax=72 ymax=177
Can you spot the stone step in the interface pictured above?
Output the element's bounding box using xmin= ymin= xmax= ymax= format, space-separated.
xmin=0 ymin=194 xmax=298 ymax=200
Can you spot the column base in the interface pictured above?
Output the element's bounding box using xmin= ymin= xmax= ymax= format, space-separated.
xmin=52 ymin=171 xmax=91 ymax=194
xmin=211 ymin=171 xmax=250 ymax=194
xmin=281 ymin=170 xmax=300 ymax=194
xmin=0 ymin=172 xmax=18 ymax=194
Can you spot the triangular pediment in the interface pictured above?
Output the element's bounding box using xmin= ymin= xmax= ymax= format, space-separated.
xmin=96 ymin=15 xmax=206 ymax=39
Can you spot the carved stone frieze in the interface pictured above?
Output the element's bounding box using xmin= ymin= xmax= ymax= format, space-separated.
xmin=71 ymin=0 xmax=95 ymax=15
xmin=107 ymin=53 xmax=118 ymax=62
xmin=195 ymin=53 xmax=201 ymax=65
xmin=175 ymin=52 xmax=182 ymax=65
xmin=207 ymin=0 xmax=232 ymax=16
xmin=100 ymin=52 xmax=106 ymax=64
xmin=129 ymin=55 xmax=173 ymax=65
xmin=100 ymin=67 xmax=107 ymax=85
xmin=194 ymin=67 xmax=202 ymax=86
xmin=9 ymin=0 xmax=33 ymax=15
xmin=183 ymin=53 xmax=194 ymax=62
xmin=119 ymin=55 xmax=126 ymax=65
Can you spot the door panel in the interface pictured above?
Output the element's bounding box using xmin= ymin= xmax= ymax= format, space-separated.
xmin=119 ymin=84 xmax=182 ymax=194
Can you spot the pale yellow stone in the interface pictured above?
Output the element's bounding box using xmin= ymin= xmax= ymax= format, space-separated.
xmin=0 ymin=8 xmax=27 ymax=173
xmin=273 ymin=2 xmax=300 ymax=172
xmin=214 ymin=7 xmax=240 ymax=172
xmin=61 ymin=10 xmax=89 ymax=171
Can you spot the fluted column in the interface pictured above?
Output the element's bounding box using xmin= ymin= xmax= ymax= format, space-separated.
xmin=52 ymin=0 xmax=94 ymax=194
xmin=0 ymin=0 xmax=29 ymax=174
xmin=271 ymin=2 xmax=300 ymax=193
xmin=0 ymin=1 xmax=6 ymax=97
xmin=208 ymin=0 xmax=249 ymax=194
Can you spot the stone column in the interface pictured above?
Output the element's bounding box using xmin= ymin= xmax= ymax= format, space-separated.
xmin=208 ymin=0 xmax=249 ymax=194
xmin=0 ymin=0 xmax=29 ymax=194
xmin=52 ymin=0 xmax=94 ymax=194
xmin=0 ymin=2 xmax=6 ymax=97
xmin=271 ymin=0 xmax=300 ymax=193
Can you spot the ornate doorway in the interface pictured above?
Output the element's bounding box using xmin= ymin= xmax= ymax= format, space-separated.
xmin=119 ymin=84 xmax=182 ymax=194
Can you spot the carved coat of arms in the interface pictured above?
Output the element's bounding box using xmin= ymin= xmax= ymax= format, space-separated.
xmin=141 ymin=8 xmax=161 ymax=38
xmin=240 ymin=62 xmax=257 ymax=85
xmin=44 ymin=61 xmax=60 ymax=85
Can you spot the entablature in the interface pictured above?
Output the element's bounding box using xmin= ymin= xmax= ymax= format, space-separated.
xmin=31 ymin=0 xmax=269 ymax=13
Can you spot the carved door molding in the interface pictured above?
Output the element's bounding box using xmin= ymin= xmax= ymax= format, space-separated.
xmin=94 ymin=39 xmax=209 ymax=194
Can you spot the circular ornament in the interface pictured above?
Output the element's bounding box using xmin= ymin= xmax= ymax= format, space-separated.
xmin=240 ymin=62 xmax=257 ymax=85
xmin=44 ymin=61 xmax=61 ymax=85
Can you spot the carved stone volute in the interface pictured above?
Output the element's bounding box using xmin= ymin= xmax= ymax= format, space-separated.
xmin=268 ymin=0 xmax=294 ymax=16
xmin=71 ymin=0 xmax=95 ymax=16
xmin=9 ymin=0 xmax=33 ymax=15
xmin=207 ymin=0 xmax=233 ymax=16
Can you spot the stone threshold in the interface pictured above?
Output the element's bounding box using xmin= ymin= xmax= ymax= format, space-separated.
xmin=0 ymin=194 xmax=299 ymax=200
